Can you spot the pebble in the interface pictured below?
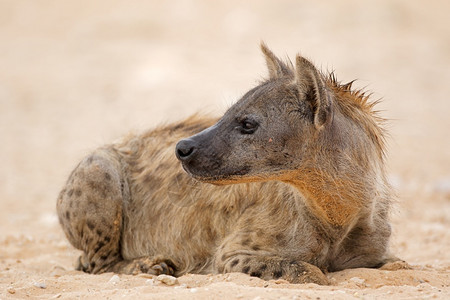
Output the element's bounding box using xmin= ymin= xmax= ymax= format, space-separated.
xmin=33 ymin=281 xmax=47 ymax=289
xmin=7 ymin=287 xmax=15 ymax=294
xmin=155 ymin=274 xmax=178 ymax=286
xmin=108 ymin=274 xmax=120 ymax=284
xmin=50 ymin=266 xmax=66 ymax=277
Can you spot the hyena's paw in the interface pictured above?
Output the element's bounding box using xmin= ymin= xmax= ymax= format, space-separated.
xmin=228 ymin=256 xmax=329 ymax=285
xmin=117 ymin=256 xmax=176 ymax=276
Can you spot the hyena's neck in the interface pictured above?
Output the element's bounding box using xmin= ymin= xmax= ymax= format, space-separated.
xmin=286 ymin=167 xmax=378 ymax=228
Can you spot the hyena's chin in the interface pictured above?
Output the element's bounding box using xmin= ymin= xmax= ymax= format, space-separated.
xmin=181 ymin=164 xmax=253 ymax=185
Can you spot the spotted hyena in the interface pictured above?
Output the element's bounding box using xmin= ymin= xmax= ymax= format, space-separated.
xmin=57 ymin=44 xmax=398 ymax=284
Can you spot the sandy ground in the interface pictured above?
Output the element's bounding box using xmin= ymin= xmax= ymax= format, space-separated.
xmin=1 ymin=0 xmax=449 ymax=299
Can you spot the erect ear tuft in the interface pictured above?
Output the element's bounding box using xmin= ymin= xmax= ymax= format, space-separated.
xmin=295 ymin=55 xmax=333 ymax=129
xmin=260 ymin=42 xmax=293 ymax=80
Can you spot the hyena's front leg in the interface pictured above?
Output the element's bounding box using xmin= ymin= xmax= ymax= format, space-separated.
xmin=214 ymin=236 xmax=329 ymax=285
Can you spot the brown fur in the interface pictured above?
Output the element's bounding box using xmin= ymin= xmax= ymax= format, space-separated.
xmin=57 ymin=44 xmax=398 ymax=285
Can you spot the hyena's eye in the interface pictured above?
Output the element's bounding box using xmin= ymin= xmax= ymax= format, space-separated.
xmin=239 ymin=118 xmax=259 ymax=134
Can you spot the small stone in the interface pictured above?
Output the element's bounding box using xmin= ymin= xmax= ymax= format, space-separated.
xmin=155 ymin=274 xmax=178 ymax=286
xmin=7 ymin=287 xmax=15 ymax=294
xmin=108 ymin=274 xmax=120 ymax=284
xmin=33 ymin=281 xmax=47 ymax=289
xmin=51 ymin=266 xmax=66 ymax=277
xmin=190 ymin=288 xmax=198 ymax=293
xmin=145 ymin=279 xmax=154 ymax=285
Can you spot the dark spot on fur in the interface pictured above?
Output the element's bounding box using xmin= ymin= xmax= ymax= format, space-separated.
xmin=250 ymin=271 xmax=262 ymax=278
xmin=259 ymin=264 xmax=267 ymax=272
xmin=221 ymin=206 xmax=230 ymax=216
xmin=104 ymin=236 xmax=111 ymax=243
xmin=244 ymin=257 xmax=251 ymax=264
xmin=221 ymin=254 xmax=226 ymax=261
xmin=289 ymin=260 xmax=298 ymax=266
xmin=252 ymin=244 xmax=261 ymax=251
xmin=275 ymin=233 xmax=287 ymax=246
xmin=67 ymin=230 xmax=75 ymax=240
xmin=271 ymin=206 xmax=280 ymax=216
xmin=75 ymin=189 xmax=82 ymax=197
xmin=87 ymin=181 xmax=99 ymax=191
xmin=94 ymin=241 xmax=105 ymax=253
xmin=96 ymin=229 xmax=103 ymax=236
xmin=88 ymin=198 xmax=99 ymax=210
xmin=230 ymin=259 xmax=240 ymax=267
xmin=87 ymin=221 xmax=95 ymax=230
xmin=242 ymin=266 xmax=250 ymax=274
xmin=242 ymin=238 xmax=251 ymax=246
xmin=104 ymin=172 xmax=111 ymax=181
xmin=90 ymin=262 xmax=96 ymax=269
xmin=87 ymin=156 xmax=94 ymax=164
xmin=65 ymin=211 xmax=70 ymax=220
xmin=67 ymin=189 xmax=74 ymax=197
xmin=204 ymin=225 xmax=215 ymax=241
xmin=273 ymin=269 xmax=283 ymax=279
xmin=100 ymin=255 xmax=108 ymax=261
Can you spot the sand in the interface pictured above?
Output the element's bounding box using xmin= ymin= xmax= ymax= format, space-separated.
xmin=1 ymin=0 xmax=449 ymax=299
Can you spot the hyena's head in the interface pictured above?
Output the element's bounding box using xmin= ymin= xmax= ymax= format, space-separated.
xmin=176 ymin=43 xmax=383 ymax=185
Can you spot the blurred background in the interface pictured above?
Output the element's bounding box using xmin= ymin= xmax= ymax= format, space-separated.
xmin=0 ymin=0 xmax=449 ymax=265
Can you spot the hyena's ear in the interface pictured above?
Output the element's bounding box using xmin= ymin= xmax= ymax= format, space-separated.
xmin=296 ymin=55 xmax=333 ymax=129
xmin=260 ymin=42 xmax=293 ymax=79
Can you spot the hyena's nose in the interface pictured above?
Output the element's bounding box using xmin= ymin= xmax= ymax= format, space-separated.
xmin=175 ymin=138 xmax=197 ymax=161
